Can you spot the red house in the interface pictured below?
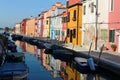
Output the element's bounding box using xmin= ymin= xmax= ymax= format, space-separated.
xmin=21 ymin=18 xmax=30 ymax=35
xmin=108 ymin=0 xmax=120 ymax=52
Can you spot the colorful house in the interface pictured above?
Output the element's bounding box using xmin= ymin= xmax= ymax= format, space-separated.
xmin=108 ymin=0 xmax=120 ymax=52
xmin=82 ymin=0 xmax=109 ymax=50
xmin=21 ymin=18 xmax=30 ymax=35
xmin=34 ymin=17 xmax=39 ymax=37
xmin=67 ymin=0 xmax=82 ymax=45
xmin=54 ymin=3 xmax=66 ymax=41
xmin=38 ymin=12 xmax=44 ymax=37
xmin=14 ymin=23 xmax=21 ymax=34
xmin=26 ymin=18 xmax=35 ymax=36
xmin=43 ymin=11 xmax=48 ymax=37
xmin=46 ymin=10 xmax=52 ymax=38
xmin=62 ymin=11 xmax=68 ymax=42
xmin=50 ymin=5 xmax=56 ymax=40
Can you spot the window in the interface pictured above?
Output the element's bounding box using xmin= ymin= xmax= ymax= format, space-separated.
xmin=83 ymin=5 xmax=86 ymax=15
xmin=73 ymin=10 xmax=76 ymax=21
xmin=62 ymin=31 xmax=65 ymax=36
xmin=46 ymin=20 xmax=48 ymax=25
xmin=67 ymin=12 xmax=70 ymax=22
xmin=109 ymin=30 xmax=115 ymax=42
xmin=101 ymin=29 xmax=107 ymax=40
xmin=91 ymin=2 xmax=94 ymax=13
xmin=35 ymin=23 xmax=37 ymax=25
xmin=73 ymin=29 xmax=76 ymax=38
xmin=66 ymin=1 xmax=69 ymax=8
xmin=67 ymin=29 xmax=70 ymax=37
xmin=110 ymin=0 xmax=114 ymax=11
xmin=62 ymin=17 xmax=67 ymax=23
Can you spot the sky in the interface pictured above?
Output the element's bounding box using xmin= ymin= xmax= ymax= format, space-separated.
xmin=0 ymin=0 xmax=66 ymax=28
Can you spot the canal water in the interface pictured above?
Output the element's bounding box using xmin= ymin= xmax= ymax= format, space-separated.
xmin=15 ymin=41 xmax=119 ymax=80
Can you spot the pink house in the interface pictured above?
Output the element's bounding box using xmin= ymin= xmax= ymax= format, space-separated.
xmin=34 ymin=17 xmax=39 ymax=37
xmin=62 ymin=11 xmax=68 ymax=42
xmin=108 ymin=0 xmax=120 ymax=52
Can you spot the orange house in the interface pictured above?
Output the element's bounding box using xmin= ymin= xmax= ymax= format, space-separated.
xmin=26 ymin=18 xmax=35 ymax=36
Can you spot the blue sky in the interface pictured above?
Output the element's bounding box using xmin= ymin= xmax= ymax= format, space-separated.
xmin=0 ymin=0 xmax=66 ymax=28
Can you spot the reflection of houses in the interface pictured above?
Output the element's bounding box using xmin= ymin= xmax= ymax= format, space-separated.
xmin=49 ymin=55 xmax=61 ymax=78
xmin=66 ymin=62 xmax=81 ymax=80
xmin=20 ymin=42 xmax=26 ymax=51
xmin=67 ymin=0 xmax=82 ymax=45
xmin=39 ymin=49 xmax=51 ymax=70
xmin=26 ymin=43 xmax=35 ymax=54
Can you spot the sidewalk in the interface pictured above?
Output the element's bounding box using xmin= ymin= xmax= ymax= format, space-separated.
xmin=63 ymin=43 xmax=120 ymax=56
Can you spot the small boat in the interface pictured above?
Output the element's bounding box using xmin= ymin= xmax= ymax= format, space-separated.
xmin=5 ymin=52 xmax=24 ymax=62
xmin=0 ymin=62 xmax=29 ymax=80
xmin=36 ymin=41 xmax=46 ymax=49
xmin=74 ymin=57 xmax=97 ymax=73
xmin=44 ymin=45 xmax=59 ymax=54
xmin=52 ymin=49 xmax=73 ymax=61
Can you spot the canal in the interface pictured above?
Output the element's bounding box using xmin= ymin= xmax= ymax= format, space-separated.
xmin=15 ymin=41 xmax=119 ymax=80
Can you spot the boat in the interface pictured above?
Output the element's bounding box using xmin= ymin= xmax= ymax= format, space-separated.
xmin=0 ymin=62 xmax=29 ymax=80
xmin=36 ymin=41 xmax=46 ymax=49
xmin=44 ymin=45 xmax=59 ymax=54
xmin=52 ymin=49 xmax=74 ymax=61
xmin=74 ymin=57 xmax=97 ymax=73
xmin=5 ymin=52 xmax=25 ymax=62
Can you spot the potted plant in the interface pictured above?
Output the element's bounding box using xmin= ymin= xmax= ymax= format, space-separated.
xmin=111 ymin=44 xmax=117 ymax=51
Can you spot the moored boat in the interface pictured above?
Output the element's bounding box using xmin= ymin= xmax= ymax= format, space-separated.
xmin=0 ymin=62 xmax=29 ymax=80
xmin=74 ymin=57 xmax=97 ymax=73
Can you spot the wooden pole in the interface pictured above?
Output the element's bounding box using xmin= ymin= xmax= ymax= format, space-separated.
xmin=97 ymin=44 xmax=104 ymax=65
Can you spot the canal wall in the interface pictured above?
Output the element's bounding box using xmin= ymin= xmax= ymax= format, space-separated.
xmin=58 ymin=45 xmax=120 ymax=76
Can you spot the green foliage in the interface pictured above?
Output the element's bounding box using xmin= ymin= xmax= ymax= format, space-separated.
xmin=111 ymin=44 xmax=117 ymax=49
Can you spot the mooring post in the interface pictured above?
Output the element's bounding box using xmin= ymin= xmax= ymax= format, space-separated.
xmin=97 ymin=44 xmax=104 ymax=64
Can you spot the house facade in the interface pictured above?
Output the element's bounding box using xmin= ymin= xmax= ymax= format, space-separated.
xmin=21 ymin=18 xmax=30 ymax=35
xmin=62 ymin=11 xmax=68 ymax=42
xmin=38 ymin=12 xmax=44 ymax=37
xmin=67 ymin=0 xmax=82 ymax=45
xmin=46 ymin=10 xmax=52 ymax=38
xmin=14 ymin=23 xmax=21 ymax=34
xmin=54 ymin=6 xmax=66 ymax=41
xmin=26 ymin=18 xmax=35 ymax=36
xmin=108 ymin=0 xmax=120 ymax=52
xmin=82 ymin=0 xmax=109 ymax=50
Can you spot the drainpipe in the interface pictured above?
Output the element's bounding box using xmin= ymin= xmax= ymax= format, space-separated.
xmin=77 ymin=4 xmax=79 ymax=45
xmin=95 ymin=0 xmax=98 ymax=50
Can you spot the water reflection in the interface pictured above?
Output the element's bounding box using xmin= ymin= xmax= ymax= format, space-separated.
xmin=19 ymin=42 xmax=119 ymax=80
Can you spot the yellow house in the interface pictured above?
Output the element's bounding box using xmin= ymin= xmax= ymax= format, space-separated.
xmin=45 ymin=9 xmax=51 ymax=38
xmin=66 ymin=63 xmax=81 ymax=80
xmin=67 ymin=3 xmax=82 ymax=45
